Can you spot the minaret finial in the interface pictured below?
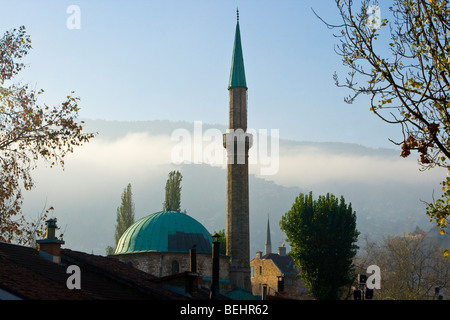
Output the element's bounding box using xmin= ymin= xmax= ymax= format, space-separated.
xmin=229 ymin=6 xmax=246 ymax=89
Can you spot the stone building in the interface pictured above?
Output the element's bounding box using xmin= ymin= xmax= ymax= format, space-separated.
xmin=250 ymin=219 xmax=309 ymax=299
xmin=250 ymin=246 xmax=308 ymax=299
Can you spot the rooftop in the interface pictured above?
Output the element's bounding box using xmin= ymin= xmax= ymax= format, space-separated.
xmin=0 ymin=241 xmax=187 ymax=300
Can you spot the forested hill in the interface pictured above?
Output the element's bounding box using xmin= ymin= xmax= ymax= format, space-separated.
xmin=22 ymin=119 xmax=446 ymax=255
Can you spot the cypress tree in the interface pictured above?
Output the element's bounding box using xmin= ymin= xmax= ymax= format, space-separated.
xmin=114 ymin=183 xmax=135 ymax=245
xmin=163 ymin=170 xmax=182 ymax=212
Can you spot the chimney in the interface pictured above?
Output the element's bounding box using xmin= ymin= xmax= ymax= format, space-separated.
xmin=186 ymin=246 xmax=197 ymax=296
xmin=210 ymin=233 xmax=221 ymax=300
xmin=36 ymin=218 xmax=65 ymax=263
xmin=256 ymin=251 xmax=262 ymax=259
xmin=278 ymin=243 xmax=286 ymax=256
xmin=190 ymin=246 xmax=197 ymax=273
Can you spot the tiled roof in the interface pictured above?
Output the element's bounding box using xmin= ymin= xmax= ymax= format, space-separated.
xmin=0 ymin=242 xmax=187 ymax=300
xmin=0 ymin=242 xmax=86 ymax=299
xmin=261 ymin=253 xmax=298 ymax=276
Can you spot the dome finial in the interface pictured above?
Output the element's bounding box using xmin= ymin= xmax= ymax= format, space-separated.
xmin=236 ymin=7 xmax=239 ymax=23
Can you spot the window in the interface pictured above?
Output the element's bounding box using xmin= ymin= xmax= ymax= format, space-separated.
xmin=259 ymin=266 xmax=262 ymax=275
xmin=251 ymin=266 xmax=255 ymax=278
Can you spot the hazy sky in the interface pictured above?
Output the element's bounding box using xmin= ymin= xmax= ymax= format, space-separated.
xmin=1 ymin=0 xmax=401 ymax=148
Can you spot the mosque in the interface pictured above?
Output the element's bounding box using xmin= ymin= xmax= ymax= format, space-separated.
xmin=111 ymin=10 xmax=254 ymax=296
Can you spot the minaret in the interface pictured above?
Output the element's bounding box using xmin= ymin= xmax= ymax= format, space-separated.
xmin=223 ymin=9 xmax=252 ymax=292
xmin=265 ymin=216 xmax=272 ymax=256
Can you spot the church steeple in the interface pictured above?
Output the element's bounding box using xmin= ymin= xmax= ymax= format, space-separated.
xmin=265 ymin=215 xmax=272 ymax=255
xmin=228 ymin=9 xmax=247 ymax=89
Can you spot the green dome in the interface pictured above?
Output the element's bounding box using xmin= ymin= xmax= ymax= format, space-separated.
xmin=114 ymin=211 xmax=212 ymax=255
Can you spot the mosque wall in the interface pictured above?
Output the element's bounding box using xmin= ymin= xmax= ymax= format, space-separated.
xmin=112 ymin=251 xmax=230 ymax=282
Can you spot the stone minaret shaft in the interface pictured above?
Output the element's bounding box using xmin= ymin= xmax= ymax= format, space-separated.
xmin=223 ymin=10 xmax=252 ymax=292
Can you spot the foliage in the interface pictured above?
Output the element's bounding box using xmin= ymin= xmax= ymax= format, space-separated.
xmin=280 ymin=192 xmax=359 ymax=300
xmin=163 ymin=170 xmax=182 ymax=212
xmin=105 ymin=245 xmax=115 ymax=256
xmin=114 ymin=183 xmax=135 ymax=245
xmin=322 ymin=0 xmax=450 ymax=242
xmin=0 ymin=26 xmax=94 ymax=244
xmin=22 ymin=205 xmax=56 ymax=248
xmin=356 ymin=230 xmax=450 ymax=299
xmin=211 ymin=229 xmax=226 ymax=255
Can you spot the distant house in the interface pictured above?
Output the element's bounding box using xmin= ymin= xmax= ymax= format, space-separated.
xmin=0 ymin=219 xmax=220 ymax=300
xmin=249 ymin=217 xmax=309 ymax=299
xmin=250 ymin=245 xmax=309 ymax=299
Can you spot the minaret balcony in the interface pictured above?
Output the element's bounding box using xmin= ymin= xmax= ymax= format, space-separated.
xmin=223 ymin=131 xmax=253 ymax=164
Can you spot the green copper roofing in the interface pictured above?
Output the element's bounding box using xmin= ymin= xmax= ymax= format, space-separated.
xmin=228 ymin=20 xmax=247 ymax=89
xmin=114 ymin=211 xmax=212 ymax=255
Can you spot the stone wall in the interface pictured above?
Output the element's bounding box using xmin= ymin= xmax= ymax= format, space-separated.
xmin=112 ymin=251 xmax=230 ymax=283
xmin=250 ymin=253 xmax=309 ymax=299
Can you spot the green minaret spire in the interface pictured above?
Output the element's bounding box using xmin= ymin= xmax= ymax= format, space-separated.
xmin=228 ymin=8 xmax=247 ymax=89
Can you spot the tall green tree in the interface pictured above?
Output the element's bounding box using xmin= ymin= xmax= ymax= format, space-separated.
xmin=163 ymin=170 xmax=182 ymax=212
xmin=280 ymin=192 xmax=359 ymax=300
xmin=114 ymin=183 xmax=135 ymax=245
